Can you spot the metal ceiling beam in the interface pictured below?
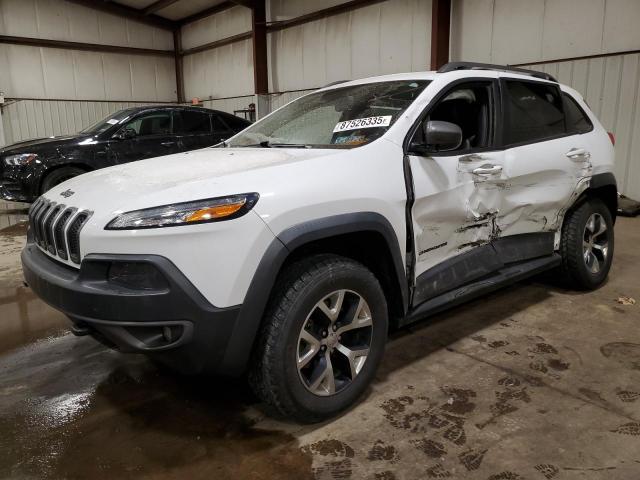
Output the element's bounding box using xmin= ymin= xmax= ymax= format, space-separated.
xmin=179 ymin=1 xmax=236 ymax=26
xmin=143 ymin=0 xmax=180 ymax=16
xmin=0 ymin=34 xmax=174 ymax=57
xmin=66 ymin=0 xmax=177 ymax=30
xmin=180 ymin=31 xmax=252 ymax=56
xmin=266 ymin=0 xmax=388 ymax=32
xmin=430 ymin=0 xmax=451 ymax=70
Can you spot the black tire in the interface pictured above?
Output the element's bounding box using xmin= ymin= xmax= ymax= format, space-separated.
xmin=41 ymin=167 xmax=86 ymax=194
xmin=560 ymin=198 xmax=614 ymax=290
xmin=248 ymin=254 xmax=388 ymax=423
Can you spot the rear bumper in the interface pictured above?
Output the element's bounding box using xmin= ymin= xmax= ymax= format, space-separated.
xmin=21 ymin=241 xmax=242 ymax=374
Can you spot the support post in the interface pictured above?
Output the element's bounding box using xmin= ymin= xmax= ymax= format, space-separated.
xmin=173 ymin=28 xmax=185 ymax=103
xmin=430 ymin=0 xmax=451 ymax=70
xmin=251 ymin=0 xmax=268 ymax=96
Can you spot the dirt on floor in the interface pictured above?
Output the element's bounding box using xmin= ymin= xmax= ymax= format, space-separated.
xmin=0 ymin=202 xmax=639 ymax=480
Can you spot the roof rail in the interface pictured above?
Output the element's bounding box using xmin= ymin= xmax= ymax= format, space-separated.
xmin=437 ymin=62 xmax=557 ymax=82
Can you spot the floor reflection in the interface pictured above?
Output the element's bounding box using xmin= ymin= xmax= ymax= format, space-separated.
xmin=0 ymin=285 xmax=69 ymax=355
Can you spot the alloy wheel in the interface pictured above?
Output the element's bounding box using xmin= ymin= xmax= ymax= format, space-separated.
xmin=583 ymin=212 xmax=609 ymax=274
xmin=296 ymin=289 xmax=373 ymax=396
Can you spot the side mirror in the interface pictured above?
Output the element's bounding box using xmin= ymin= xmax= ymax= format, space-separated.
xmin=410 ymin=120 xmax=463 ymax=154
xmin=114 ymin=127 xmax=137 ymax=141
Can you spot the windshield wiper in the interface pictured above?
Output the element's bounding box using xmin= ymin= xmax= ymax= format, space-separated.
xmin=241 ymin=141 xmax=311 ymax=148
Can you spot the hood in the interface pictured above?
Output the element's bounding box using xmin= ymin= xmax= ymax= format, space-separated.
xmin=43 ymin=146 xmax=341 ymax=214
xmin=0 ymin=134 xmax=89 ymax=155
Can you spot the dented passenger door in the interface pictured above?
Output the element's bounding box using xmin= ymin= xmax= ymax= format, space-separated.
xmin=407 ymin=79 xmax=506 ymax=305
xmin=496 ymin=79 xmax=588 ymax=238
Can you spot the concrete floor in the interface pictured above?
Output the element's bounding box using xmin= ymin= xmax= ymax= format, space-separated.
xmin=1 ymin=200 xmax=639 ymax=480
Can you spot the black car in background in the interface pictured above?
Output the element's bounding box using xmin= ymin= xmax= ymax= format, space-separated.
xmin=0 ymin=105 xmax=251 ymax=203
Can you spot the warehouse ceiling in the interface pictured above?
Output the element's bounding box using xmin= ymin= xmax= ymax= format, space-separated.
xmin=115 ymin=0 xmax=232 ymax=21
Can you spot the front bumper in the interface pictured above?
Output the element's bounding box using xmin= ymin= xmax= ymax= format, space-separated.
xmin=0 ymin=165 xmax=36 ymax=202
xmin=21 ymin=241 xmax=242 ymax=374
xmin=0 ymin=183 xmax=31 ymax=202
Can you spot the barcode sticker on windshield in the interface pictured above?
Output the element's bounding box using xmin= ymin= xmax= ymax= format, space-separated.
xmin=106 ymin=119 xmax=120 ymax=125
xmin=333 ymin=116 xmax=392 ymax=133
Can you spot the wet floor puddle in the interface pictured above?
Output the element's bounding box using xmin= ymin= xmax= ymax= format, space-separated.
xmin=0 ymin=285 xmax=69 ymax=355
xmin=0 ymin=347 xmax=312 ymax=479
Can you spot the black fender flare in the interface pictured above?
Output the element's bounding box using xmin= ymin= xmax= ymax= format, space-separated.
xmin=220 ymin=212 xmax=408 ymax=375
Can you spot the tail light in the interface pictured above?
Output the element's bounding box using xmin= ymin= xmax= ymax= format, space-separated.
xmin=608 ymin=132 xmax=615 ymax=146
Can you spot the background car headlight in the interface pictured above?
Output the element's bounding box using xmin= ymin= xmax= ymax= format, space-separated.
xmin=3 ymin=153 xmax=38 ymax=166
xmin=105 ymin=193 xmax=259 ymax=230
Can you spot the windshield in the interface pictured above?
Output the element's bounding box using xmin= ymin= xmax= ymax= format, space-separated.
xmin=227 ymin=80 xmax=430 ymax=148
xmin=80 ymin=109 xmax=136 ymax=135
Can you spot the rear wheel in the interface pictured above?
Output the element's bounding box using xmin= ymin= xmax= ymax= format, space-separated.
xmin=249 ymin=254 xmax=388 ymax=423
xmin=560 ymin=198 xmax=614 ymax=289
xmin=41 ymin=167 xmax=86 ymax=194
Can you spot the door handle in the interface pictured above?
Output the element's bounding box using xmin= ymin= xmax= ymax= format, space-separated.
xmin=565 ymin=148 xmax=591 ymax=161
xmin=161 ymin=141 xmax=176 ymax=147
xmin=458 ymin=153 xmax=485 ymax=163
xmin=472 ymin=164 xmax=503 ymax=176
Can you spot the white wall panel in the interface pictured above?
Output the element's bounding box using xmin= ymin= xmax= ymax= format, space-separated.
xmin=202 ymin=95 xmax=256 ymax=117
xmin=0 ymin=0 xmax=173 ymax=50
xmin=181 ymin=6 xmax=251 ymax=50
xmin=183 ymin=39 xmax=254 ymax=100
xmin=452 ymin=0 xmax=640 ymax=65
xmin=0 ymin=99 xmax=166 ymax=146
xmin=521 ymin=53 xmax=640 ymax=199
xmin=0 ymin=44 xmax=177 ymax=101
xmin=268 ymin=0 xmax=431 ymax=92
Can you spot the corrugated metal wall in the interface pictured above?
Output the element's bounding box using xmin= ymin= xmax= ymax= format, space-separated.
xmin=0 ymin=0 xmax=177 ymax=102
xmin=181 ymin=0 xmax=432 ymax=104
xmin=521 ymin=54 xmax=640 ymax=200
xmin=452 ymin=0 xmax=640 ymax=197
xmin=201 ymin=95 xmax=256 ymax=116
xmin=181 ymin=6 xmax=254 ymax=102
xmin=267 ymin=0 xmax=431 ymax=92
xmin=0 ymin=99 xmax=164 ymax=146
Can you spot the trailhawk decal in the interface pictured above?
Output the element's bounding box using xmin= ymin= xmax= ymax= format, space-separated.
xmin=333 ymin=115 xmax=392 ymax=132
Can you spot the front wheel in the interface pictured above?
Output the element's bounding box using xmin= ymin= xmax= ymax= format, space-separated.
xmin=248 ymin=254 xmax=388 ymax=423
xmin=560 ymin=198 xmax=614 ymax=290
xmin=41 ymin=166 xmax=86 ymax=194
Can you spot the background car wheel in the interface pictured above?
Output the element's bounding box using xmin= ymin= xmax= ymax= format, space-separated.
xmin=249 ymin=254 xmax=388 ymax=423
xmin=560 ymin=198 xmax=614 ymax=290
xmin=41 ymin=167 xmax=86 ymax=194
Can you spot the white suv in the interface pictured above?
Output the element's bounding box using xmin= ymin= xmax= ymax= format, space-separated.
xmin=23 ymin=62 xmax=616 ymax=422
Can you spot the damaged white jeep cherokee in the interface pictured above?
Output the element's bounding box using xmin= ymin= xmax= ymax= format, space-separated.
xmin=23 ymin=62 xmax=616 ymax=422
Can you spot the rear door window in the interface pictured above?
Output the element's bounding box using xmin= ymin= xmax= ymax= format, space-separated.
xmin=503 ymin=80 xmax=565 ymax=145
xmin=175 ymin=110 xmax=212 ymax=134
xmin=562 ymin=93 xmax=593 ymax=134
xmin=122 ymin=111 xmax=172 ymax=137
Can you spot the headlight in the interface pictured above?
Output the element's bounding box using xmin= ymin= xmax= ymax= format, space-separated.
xmin=4 ymin=153 xmax=38 ymax=166
xmin=105 ymin=193 xmax=259 ymax=230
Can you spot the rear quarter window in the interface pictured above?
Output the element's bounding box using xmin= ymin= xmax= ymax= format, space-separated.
xmin=503 ymin=80 xmax=565 ymax=145
xmin=562 ymin=93 xmax=593 ymax=134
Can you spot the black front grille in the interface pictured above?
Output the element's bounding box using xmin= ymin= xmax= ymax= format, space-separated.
xmin=28 ymin=198 xmax=91 ymax=265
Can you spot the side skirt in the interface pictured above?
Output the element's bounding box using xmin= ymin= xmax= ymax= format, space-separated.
xmin=400 ymin=253 xmax=561 ymax=327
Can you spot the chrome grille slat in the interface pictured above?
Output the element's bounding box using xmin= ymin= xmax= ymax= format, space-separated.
xmin=28 ymin=199 xmax=45 ymax=238
xmin=53 ymin=208 xmax=75 ymax=260
xmin=67 ymin=212 xmax=90 ymax=264
xmin=41 ymin=202 xmax=58 ymax=252
xmin=28 ymin=198 xmax=92 ymax=266
xmin=34 ymin=200 xmax=52 ymax=247
xmin=44 ymin=205 xmax=64 ymax=254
